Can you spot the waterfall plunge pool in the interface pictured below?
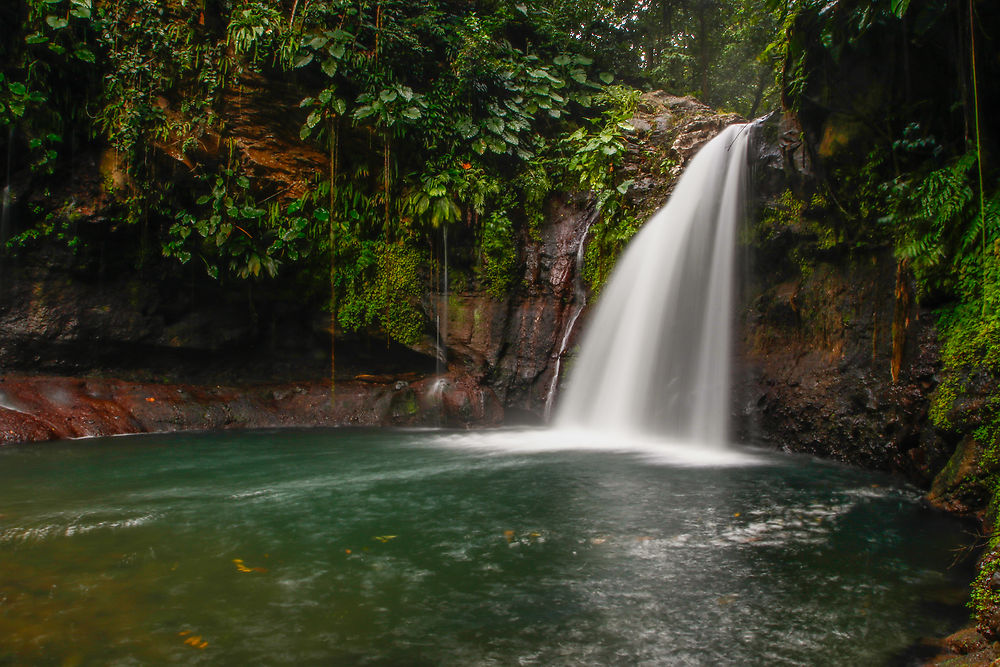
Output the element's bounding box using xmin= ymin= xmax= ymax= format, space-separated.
xmin=0 ymin=428 xmax=973 ymax=665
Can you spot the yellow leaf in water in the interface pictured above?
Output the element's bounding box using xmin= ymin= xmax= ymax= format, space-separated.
xmin=733 ymin=512 xmax=741 ymax=517
xmin=233 ymin=558 xmax=256 ymax=573
xmin=373 ymin=535 xmax=398 ymax=543
xmin=503 ymin=530 xmax=515 ymax=543
xmin=178 ymin=630 xmax=190 ymax=637
xmin=199 ymin=642 xmax=209 ymax=649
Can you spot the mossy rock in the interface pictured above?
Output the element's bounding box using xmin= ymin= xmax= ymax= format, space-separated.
xmin=929 ymin=435 xmax=989 ymax=514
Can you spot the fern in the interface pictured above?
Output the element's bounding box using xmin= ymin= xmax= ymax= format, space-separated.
xmin=881 ymin=150 xmax=983 ymax=299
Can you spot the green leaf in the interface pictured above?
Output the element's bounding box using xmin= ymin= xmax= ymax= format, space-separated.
xmin=570 ymin=69 xmax=587 ymax=84
xmin=45 ymin=16 xmax=69 ymax=29
xmin=196 ymin=195 xmax=211 ymax=205
xmin=307 ymin=35 xmax=329 ymax=50
xmin=74 ymin=48 xmax=96 ymax=63
xmin=487 ymin=136 xmax=506 ymax=154
xmin=327 ymin=43 xmax=346 ymax=59
xmin=306 ymin=111 xmax=321 ymax=128
xmin=379 ymin=89 xmax=398 ymax=103
xmin=599 ymin=72 xmax=614 ymax=84
xmin=25 ymin=33 xmax=48 ymax=44
xmin=318 ymin=89 xmax=332 ymax=104
xmin=890 ymin=0 xmax=911 ymax=17
xmin=321 ymin=58 xmax=337 ymax=78
xmin=515 ymin=3 xmax=527 ymax=15
xmin=401 ymin=107 xmax=421 ymax=120
xmin=293 ymin=53 xmax=314 ymax=68
xmin=236 ymin=175 xmax=250 ymax=188
xmin=554 ymin=55 xmax=571 ymax=66
xmin=457 ymin=119 xmax=478 ymax=139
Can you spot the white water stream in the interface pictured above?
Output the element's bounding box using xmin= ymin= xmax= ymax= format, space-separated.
xmin=555 ymin=123 xmax=752 ymax=445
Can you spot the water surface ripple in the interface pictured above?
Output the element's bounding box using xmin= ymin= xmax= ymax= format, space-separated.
xmin=0 ymin=429 xmax=972 ymax=665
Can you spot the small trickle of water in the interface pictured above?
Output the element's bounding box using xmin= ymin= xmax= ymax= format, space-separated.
xmin=556 ymin=123 xmax=753 ymax=445
xmin=0 ymin=185 xmax=10 ymax=241
xmin=544 ymin=211 xmax=599 ymax=421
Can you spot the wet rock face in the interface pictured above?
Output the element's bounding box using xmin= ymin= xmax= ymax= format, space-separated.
xmin=439 ymin=197 xmax=599 ymax=421
xmin=733 ymin=113 xmax=951 ymax=483
xmin=733 ymin=253 xmax=951 ymax=481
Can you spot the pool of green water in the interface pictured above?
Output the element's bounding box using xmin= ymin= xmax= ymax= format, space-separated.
xmin=0 ymin=428 xmax=974 ymax=665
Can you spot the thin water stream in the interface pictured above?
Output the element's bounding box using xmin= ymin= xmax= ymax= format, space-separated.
xmin=0 ymin=429 xmax=972 ymax=665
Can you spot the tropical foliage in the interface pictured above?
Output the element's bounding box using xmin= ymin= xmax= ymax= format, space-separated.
xmin=0 ymin=0 xmax=799 ymax=347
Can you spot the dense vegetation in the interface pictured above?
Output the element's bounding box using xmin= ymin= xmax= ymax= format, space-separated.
xmin=0 ymin=0 xmax=788 ymax=348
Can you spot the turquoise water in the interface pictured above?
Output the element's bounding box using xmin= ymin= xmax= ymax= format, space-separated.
xmin=0 ymin=429 xmax=972 ymax=665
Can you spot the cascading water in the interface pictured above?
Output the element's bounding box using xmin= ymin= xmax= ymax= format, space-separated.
xmin=555 ymin=122 xmax=752 ymax=445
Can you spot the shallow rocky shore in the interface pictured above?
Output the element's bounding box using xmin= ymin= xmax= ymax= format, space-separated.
xmin=0 ymin=372 xmax=503 ymax=444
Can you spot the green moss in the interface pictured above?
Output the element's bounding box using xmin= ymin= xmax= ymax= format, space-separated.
xmin=479 ymin=211 xmax=519 ymax=299
xmin=337 ymin=241 xmax=427 ymax=347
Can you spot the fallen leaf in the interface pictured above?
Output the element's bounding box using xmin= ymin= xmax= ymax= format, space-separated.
xmin=373 ymin=535 xmax=397 ymax=543
xmin=233 ymin=558 xmax=266 ymax=573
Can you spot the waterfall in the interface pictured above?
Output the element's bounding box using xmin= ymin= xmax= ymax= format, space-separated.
xmin=554 ymin=122 xmax=752 ymax=445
